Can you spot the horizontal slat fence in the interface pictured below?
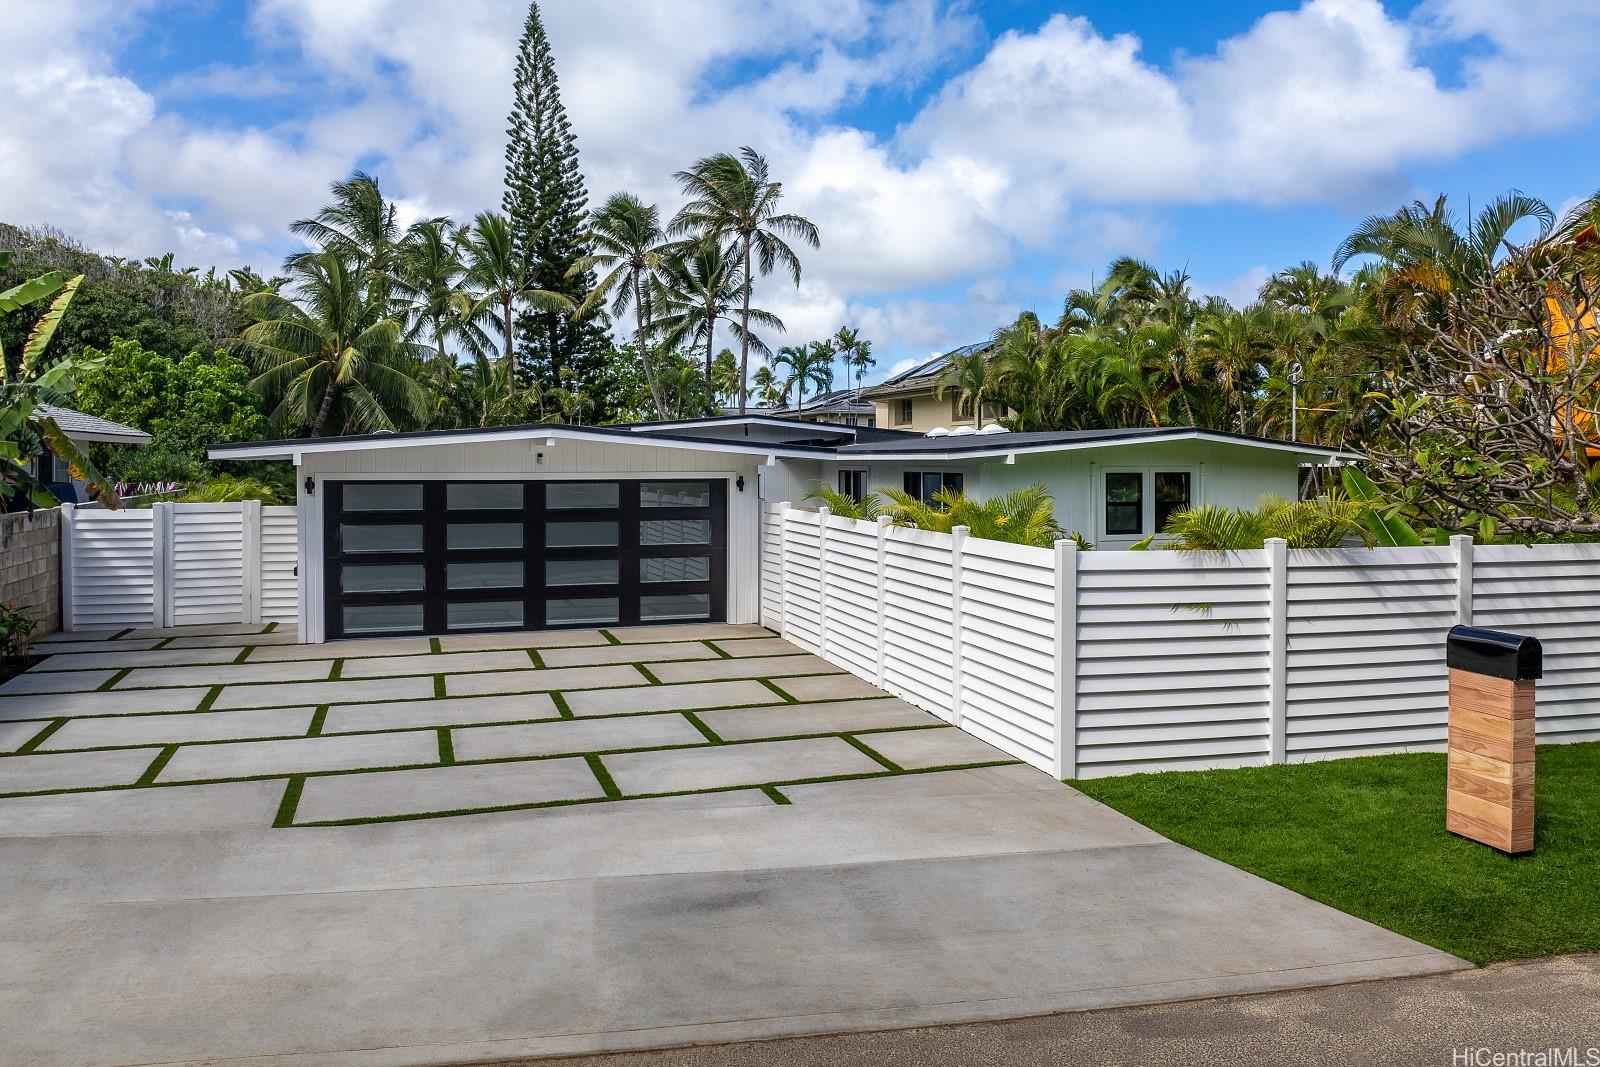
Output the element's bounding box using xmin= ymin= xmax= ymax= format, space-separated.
xmin=760 ymin=502 xmax=1600 ymax=779
xmin=61 ymin=501 xmax=298 ymax=631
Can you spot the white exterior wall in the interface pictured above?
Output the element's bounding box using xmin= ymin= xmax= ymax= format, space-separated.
xmin=297 ymin=438 xmax=765 ymax=643
xmin=806 ymin=439 xmax=1304 ymax=545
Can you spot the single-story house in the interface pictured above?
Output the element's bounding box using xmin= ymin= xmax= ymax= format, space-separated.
xmin=209 ymin=416 xmax=1349 ymax=643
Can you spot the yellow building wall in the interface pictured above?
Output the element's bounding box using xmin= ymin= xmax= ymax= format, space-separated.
xmin=871 ymin=390 xmax=978 ymax=433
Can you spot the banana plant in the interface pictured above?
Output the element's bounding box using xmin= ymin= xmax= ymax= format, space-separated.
xmin=1341 ymin=466 xmax=1422 ymax=547
xmin=0 ymin=267 xmax=119 ymax=511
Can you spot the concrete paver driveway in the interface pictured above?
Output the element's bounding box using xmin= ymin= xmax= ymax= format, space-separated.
xmin=0 ymin=623 xmax=1465 ymax=1067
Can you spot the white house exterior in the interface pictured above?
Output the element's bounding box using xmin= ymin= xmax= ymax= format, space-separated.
xmin=209 ymin=417 xmax=1347 ymax=643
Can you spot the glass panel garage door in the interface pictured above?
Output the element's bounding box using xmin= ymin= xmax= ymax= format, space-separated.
xmin=324 ymin=480 xmax=726 ymax=638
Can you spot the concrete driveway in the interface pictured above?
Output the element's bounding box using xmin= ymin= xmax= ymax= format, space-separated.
xmin=0 ymin=622 xmax=1465 ymax=1066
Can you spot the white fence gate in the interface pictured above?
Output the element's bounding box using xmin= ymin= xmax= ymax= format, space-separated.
xmin=61 ymin=501 xmax=299 ymax=631
xmin=761 ymin=501 xmax=1600 ymax=779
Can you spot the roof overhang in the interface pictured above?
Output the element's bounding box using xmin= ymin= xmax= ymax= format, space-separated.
xmin=207 ymin=423 xmax=830 ymax=463
xmin=62 ymin=428 xmax=154 ymax=445
xmin=626 ymin=414 xmax=859 ymax=439
xmin=835 ymin=430 xmax=1357 ymax=464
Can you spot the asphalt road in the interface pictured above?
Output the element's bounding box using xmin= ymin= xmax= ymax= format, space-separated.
xmin=495 ymin=953 xmax=1600 ymax=1067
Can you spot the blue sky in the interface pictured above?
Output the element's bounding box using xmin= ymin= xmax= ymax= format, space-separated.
xmin=5 ymin=0 xmax=1597 ymax=383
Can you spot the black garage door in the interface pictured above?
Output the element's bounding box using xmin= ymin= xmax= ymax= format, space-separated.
xmin=323 ymin=480 xmax=727 ymax=638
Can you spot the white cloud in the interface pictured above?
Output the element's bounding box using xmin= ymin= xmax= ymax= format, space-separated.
xmin=2 ymin=0 xmax=1596 ymax=367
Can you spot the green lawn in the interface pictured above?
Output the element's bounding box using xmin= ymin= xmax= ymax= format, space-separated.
xmin=1072 ymin=742 xmax=1600 ymax=965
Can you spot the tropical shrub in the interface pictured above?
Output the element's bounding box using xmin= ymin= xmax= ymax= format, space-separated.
xmin=185 ymin=475 xmax=285 ymax=504
xmin=805 ymin=484 xmax=885 ymax=520
xmin=882 ymin=484 xmax=1065 ymax=548
xmin=1158 ymin=492 xmax=1366 ymax=550
xmin=0 ymin=602 xmax=38 ymax=665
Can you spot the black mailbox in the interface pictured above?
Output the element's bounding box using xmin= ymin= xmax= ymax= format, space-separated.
xmin=1446 ymin=625 xmax=1542 ymax=681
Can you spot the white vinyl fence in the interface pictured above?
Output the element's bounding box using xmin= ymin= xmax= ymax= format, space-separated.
xmin=61 ymin=501 xmax=298 ymax=631
xmin=761 ymin=502 xmax=1600 ymax=779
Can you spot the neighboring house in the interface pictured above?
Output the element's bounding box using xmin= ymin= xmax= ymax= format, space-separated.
xmin=860 ymin=341 xmax=996 ymax=433
xmin=209 ymin=415 xmax=1349 ymax=643
xmin=766 ymin=388 xmax=878 ymax=427
xmin=29 ymin=404 xmax=151 ymax=502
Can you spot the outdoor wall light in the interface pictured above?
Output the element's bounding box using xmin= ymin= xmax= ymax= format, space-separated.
xmin=736 ymin=476 xmax=745 ymax=492
xmin=303 ymin=476 xmax=314 ymax=495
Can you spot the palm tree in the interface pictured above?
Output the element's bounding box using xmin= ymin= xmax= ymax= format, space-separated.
xmin=936 ymin=345 xmax=995 ymax=424
xmin=236 ymin=251 xmax=433 ymax=437
xmin=1331 ymin=191 xmax=1554 ymax=323
xmin=393 ymin=219 xmax=485 ymax=370
xmin=750 ymin=363 xmax=785 ymax=408
xmin=831 ymin=326 xmax=875 ymax=392
xmin=671 ymin=147 xmax=819 ymax=414
xmin=770 ymin=343 xmax=831 ymax=413
xmin=458 ymin=211 xmax=574 ymax=405
xmin=1190 ymin=308 xmax=1272 ymax=433
xmin=654 ymin=240 xmax=783 ymax=410
xmin=710 ymin=348 xmax=741 ymax=409
xmin=288 ymin=171 xmax=406 ymax=284
xmin=573 ymin=192 xmax=672 ymax=420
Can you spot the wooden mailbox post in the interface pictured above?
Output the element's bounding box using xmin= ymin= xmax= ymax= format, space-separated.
xmin=1445 ymin=625 xmax=1542 ymax=855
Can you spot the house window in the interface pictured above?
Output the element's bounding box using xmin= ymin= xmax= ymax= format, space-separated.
xmin=1105 ymin=472 xmax=1144 ymax=536
xmin=837 ymin=469 xmax=868 ymax=501
xmin=953 ymin=394 xmax=975 ymax=420
xmin=1155 ymin=471 xmax=1192 ymax=532
xmin=896 ymin=399 xmax=913 ymax=425
xmin=903 ymin=471 xmax=963 ymax=503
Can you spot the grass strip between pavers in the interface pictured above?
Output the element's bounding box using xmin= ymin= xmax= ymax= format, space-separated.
xmin=291 ymin=759 xmax=1022 ymax=828
xmin=429 ymin=637 xmax=442 ymax=654
xmin=15 ymin=719 xmax=67 ymax=754
xmin=549 ymin=691 xmax=574 ymax=719
xmin=307 ymin=705 xmax=329 ymax=737
xmin=232 ymin=647 xmax=253 ymax=665
xmin=704 ymin=641 xmax=732 ymax=659
xmin=432 ymin=675 xmax=446 ymax=699
xmin=97 ymin=668 xmax=131 ymax=692
xmin=263 ymin=622 xmax=279 ymax=633
xmin=0 ymin=682 xmax=889 ymax=746
xmin=150 ymin=637 xmax=173 ymax=650
xmin=136 ymin=745 xmax=178 ymax=786
xmin=328 ymin=659 xmax=344 ymax=681
xmin=273 ymin=775 xmax=305 ymax=827
xmin=27 ymin=637 xmax=800 ymax=676
xmin=681 ymin=711 xmax=722 ymax=745
xmin=757 ymin=678 xmax=797 ymax=703
xmin=110 ymin=628 xmax=133 ymax=641
xmin=0 ymin=722 xmax=964 ymax=801
xmin=194 ymin=686 xmax=222 ymax=713
xmin=585 ymin=753 xmax=621 ymax=798
xmin=633 ymin=663 xmax=662 ymax=685
xmin=840 ymin=733 xmax=902 ymax=772
xmin=526 ymin=647 xmax=546 ymax=668
xmin=761 ymin=785 xmax=791 ymax=805
xmin=599 ymin=630 xmax=621 ymax=645
xmin=437 ymin=727 xmax=455 ymax=764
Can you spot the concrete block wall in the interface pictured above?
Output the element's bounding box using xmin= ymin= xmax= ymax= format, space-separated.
xmin=0 ymin=507 xmax=62 ymax=638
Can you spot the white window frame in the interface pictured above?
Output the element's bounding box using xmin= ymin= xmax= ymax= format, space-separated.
xmin=836 ymin=468 xmax=869 ymax=501
xmin=1096 ymin=465 xmax=1200 ymax=546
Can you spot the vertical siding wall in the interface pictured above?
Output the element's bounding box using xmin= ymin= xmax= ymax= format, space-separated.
xmin=761 ymin=502 xmax=1600 ymax=779
xmin=61 ymin=502 xmax=298 ymax=631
